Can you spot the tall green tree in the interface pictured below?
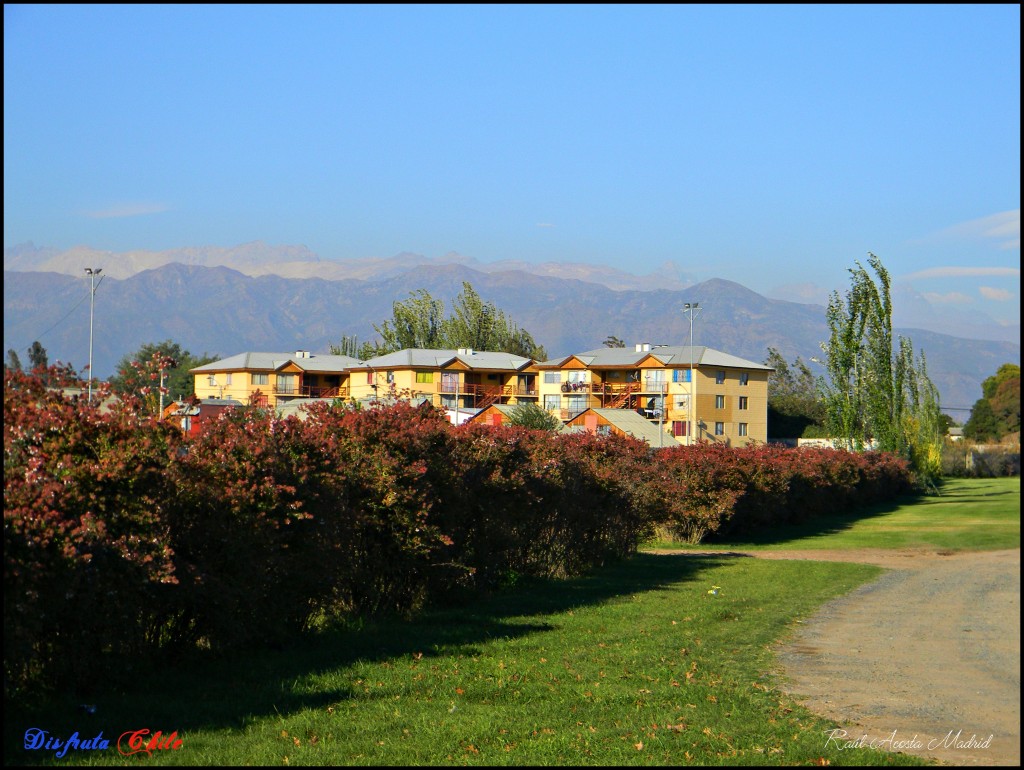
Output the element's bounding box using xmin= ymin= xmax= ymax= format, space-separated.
xmin=373 ymin=289 xmax=447 ymax=352
xmin=6 ymin=348 xmax=23 ymax=372
xmin=27 ymin=341 xmax=48 ymax=371
xmin=109 ymin=340 xmax=218 ymax=409
xmin=964 ymin=363 xmax=1020 ymax=442
xmin=603 ymin=335 xmax=626 ymax=348
xmin=820 ymin=254 xmax=943 ymax=480
xmin=369 ymin=282 xmax=547 ymax=360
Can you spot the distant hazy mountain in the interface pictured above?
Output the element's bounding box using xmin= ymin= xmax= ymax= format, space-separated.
xmin=4 ymin=259 xmax=1017 ymax=414
xmin=3 ymin=241 xmax=689 ymax=291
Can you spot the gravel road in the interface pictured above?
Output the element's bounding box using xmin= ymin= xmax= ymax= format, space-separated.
xmin=730 ymin=548 xmax=1020 ymax=766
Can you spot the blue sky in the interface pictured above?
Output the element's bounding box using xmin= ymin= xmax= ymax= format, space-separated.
xmin=4 ymin=4 xmax=1020 ymax=332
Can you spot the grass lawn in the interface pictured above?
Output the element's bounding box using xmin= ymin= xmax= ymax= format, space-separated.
xmin=8 ymin=477 xmax=1017 ymax=766
xmin=645 ymin=476 xmax=1021 ymax=552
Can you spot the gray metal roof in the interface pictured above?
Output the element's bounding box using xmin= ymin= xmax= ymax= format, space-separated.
xmin=354 ymin=348 xmax=533 ymax=371
xmin=190 ymin=351 xmax=361 ymax=374
xmin=276 ymin=397 xmax=339 ymax=420
xmin=547 ymin=345 xmax=772 ymax=371
xmin=576 ymin=408 xmax=675 ymax=447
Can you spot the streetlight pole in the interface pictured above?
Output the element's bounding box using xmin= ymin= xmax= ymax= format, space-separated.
xmin=683 ymin=302 xmax=702 ymax=446
xmin=85 ymin=268 xmax=103 ymax=403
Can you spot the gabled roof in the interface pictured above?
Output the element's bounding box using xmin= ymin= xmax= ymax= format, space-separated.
xmin=276 ymin=397 xmax=338 ymax=420
xmin=353 ymin=348 xmax=534 ymax=372
xmin=190 ymin=352 xmax=360 ymax=374
xmin=569 ymin=408 xmax=673 ymax=447
xmin=166 ymin=397 xmax=243 ymax=416
xmin=542 ymin=346 xmax=772 ymax=371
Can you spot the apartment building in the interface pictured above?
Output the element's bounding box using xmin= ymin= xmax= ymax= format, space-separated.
xmin=190 ymin=350 xmax=360 ymax=409
xmin=535 ymin=343 xmax=772 ymax=447
xmin=348 ymin=348 xmax=539 ymax=411
xmin=189 ymin=343 xmax=771 ymax=446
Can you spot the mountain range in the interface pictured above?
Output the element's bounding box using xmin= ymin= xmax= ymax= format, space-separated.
xmin=4 ymin=242 xmax=1019 ymax=417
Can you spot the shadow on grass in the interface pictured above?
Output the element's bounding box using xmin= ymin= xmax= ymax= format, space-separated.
xmin=4 ymin=552 xmax=733 ymax=760
xmin=696 ymin=493 xmax=925 ymax=547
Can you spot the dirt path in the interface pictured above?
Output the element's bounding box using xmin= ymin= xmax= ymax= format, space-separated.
xmin=677 ymin=548 xmax=1021 ymax=766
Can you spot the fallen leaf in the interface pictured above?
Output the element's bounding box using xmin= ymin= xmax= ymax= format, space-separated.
xmin=634 ymin=741 xmax=644 ymax=750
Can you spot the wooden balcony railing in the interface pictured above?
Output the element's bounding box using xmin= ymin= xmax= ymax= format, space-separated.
xmin=273 ymin=385 xmax=349 ymax=399
xmin=436 ymin=383 xmax=539 ymax=402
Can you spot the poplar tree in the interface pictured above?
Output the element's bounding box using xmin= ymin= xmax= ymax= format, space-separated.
xmin=820 ymin=254 xmax=943 ymax=481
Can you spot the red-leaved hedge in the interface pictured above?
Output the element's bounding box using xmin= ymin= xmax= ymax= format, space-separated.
xmin=4 ymin=371 xmax=913 ymax=695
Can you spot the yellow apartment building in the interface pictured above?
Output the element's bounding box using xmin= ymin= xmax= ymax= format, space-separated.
xmin=188 ymin=343 xmax=771 ymax=445
xmin=348 ymin=348 xmax=539 ymax=411
xmin=190 ymin=350 xmax=360 ymax=409
xmin=535 ymin=343 xmax=772 ymax=447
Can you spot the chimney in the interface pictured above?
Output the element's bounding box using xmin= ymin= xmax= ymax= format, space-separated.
xmin=457 ymin=348 xmax=474 ymax=356
xmin=295 ymin=350 xmax=310 ymax=359
xmin=635 ymin=343 xmax=650 ymax=352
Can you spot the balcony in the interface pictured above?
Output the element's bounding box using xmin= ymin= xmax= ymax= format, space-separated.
xmin=273 ymin=384 xmax=349 ymax=399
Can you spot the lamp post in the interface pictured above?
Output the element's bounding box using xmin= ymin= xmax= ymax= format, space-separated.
xmin=84 ymin=268 xmax=103 ymax=403
xmin=683 ymin=302 xmax=702 ymax=445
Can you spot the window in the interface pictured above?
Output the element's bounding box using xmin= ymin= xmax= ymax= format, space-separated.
xmin=672 ymin=420 xmax=689 ymax=437
xmin=225 ymin=373 xmax=232 ymax=385
xmin=567 ymin=370 xmax=586 ymax=383
xmin=277 ymin=374 xmax=297 ymax=394
xmin=441 ymin=372 xmax=458 ymax=391
xmin=252 ymin=373 xmax=268 ymax=386
xmin=386 ymin=371 xmax=395 ymax=384
xmin=739 ymin=423 xmax=748 ymax=436
xmin=567 ymin=395 xmax=587 ymax=416
xmin=366 ymin=371 xmax=374 ymax=385
xmin=716 ymin=371 xmax=726 ymax=385
xmin=673 ymin=369 xmax=692 ymax=383
xmin=715 ymin=422 xmax=725 ymax=436
xmin=544 ymin=372 xmax=561 ymax=384
xmin=716 ymin=395 xmax=725 ymax=409
xmin=739 ymin=372 xmax=749 ymax=386
xmin=415 ymin=371 xmax=433 ymax=384
xmin=543 ymin=394 xmax=560 ymax=410
xmin=739 ymin=396 xmax=748 ymax=410
xmin=207 ymin=375 xmax=216 ymax=386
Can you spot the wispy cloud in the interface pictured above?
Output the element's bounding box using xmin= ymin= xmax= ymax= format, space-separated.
xmin=979 ymin=286 xmax=1013 ymax=301
xmin=929 ymin=209 xmax=1020 ymax=250
xmin=83 ymin=202 xmax=169 ymax=219
xmin=903 ymin=266 xmax=1020 ymax=281
xmin=922 ymin=291 xmax=973 ymax=305
xmin=535 ymin=222 xmax=555 ymax=228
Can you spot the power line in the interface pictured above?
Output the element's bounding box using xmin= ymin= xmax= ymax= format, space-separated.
xmin=11 ymin=286 xmax=89 ymax=356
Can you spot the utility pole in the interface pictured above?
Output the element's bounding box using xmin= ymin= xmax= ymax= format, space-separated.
xmin=683 ymin=302 xmax=702 ymax=446
xmin=84 ymin=268 xmax=103 ymax=403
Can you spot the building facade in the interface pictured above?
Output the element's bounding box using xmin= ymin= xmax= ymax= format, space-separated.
xmin=190 ymin=350 xmax=360 ymax=409
xmin=535 ymin=343 xmax=771 ymax=447
xmin=348 ymin=348 xmax=539 ymax=411
xmin=189 ymin=343 xmax=771 ymax=446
